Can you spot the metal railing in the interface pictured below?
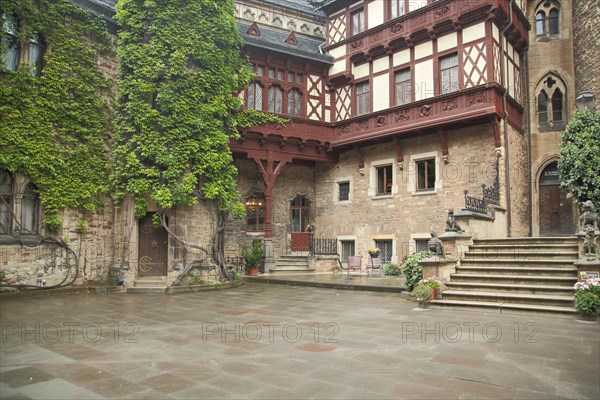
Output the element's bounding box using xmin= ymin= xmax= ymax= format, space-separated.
xmin=309 ymin=238 xmax=338 ymax=256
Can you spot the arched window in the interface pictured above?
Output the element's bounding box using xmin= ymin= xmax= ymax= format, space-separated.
xmin=0 ymin=171 xmax=12 ymax=233
xmin=538 ymin=91 xmax=548 ymax=124
xmin=245 ymin=194 xmax=265 ymax=231
xmin=268 ymin=85 xmax=283 ymax=114
xmin=287 ymin=89 xmax=301 ymax=116
xmin=552 ymin=89 xmax=563 ymax=122
xmin=548 ymin=8 xmax=559 ymax=34
xmin=535 ymin=11 xmax=546 ymax=36
xmin=247 ymin=82 xmax=263 ymax=111
xmin=20 ymin=183 xmax=39 ymax=233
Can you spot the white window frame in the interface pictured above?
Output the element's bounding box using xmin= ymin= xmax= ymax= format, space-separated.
xmin=334 ymin=176 xmax=353 ymax=204
xmin=408 ymin=151 xmax=440 ymax=196
xmin=369 ymin=158 xmax=396 ymax=199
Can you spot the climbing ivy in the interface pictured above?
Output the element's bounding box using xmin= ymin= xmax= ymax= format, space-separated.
xmin=112 ymin=0 xmax=285 ymax=218
xmin=0 ymin=0 xmax=113 ymax=229
xmin=558 ymin=111 xmax=600 ymax=206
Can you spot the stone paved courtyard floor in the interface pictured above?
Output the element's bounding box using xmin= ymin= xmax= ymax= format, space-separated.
xmin=1 ymin=282 xmax=599 ymax=399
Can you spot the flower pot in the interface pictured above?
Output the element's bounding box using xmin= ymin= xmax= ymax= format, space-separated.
xmin=370 ymin=252 xmax=380 ymax=258
xmin=247 ymin=267 xmax=259 ymax=276
xmin=428 ymin=289 xmax=435 ymax=301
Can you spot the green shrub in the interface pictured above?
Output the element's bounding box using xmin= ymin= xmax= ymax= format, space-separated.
xmin=401 ymin=251 xmax=427 ymax=291
xmin=412 ymin=283 xmax=433 ymax=302
xmin=383 ymin=263 xmax=402 ymax=276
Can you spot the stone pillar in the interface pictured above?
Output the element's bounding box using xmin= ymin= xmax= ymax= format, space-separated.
xmin=439 ymin=231 xmax=472 ymax=261
xmin=263 ymin=237 xmax=274 ymax=273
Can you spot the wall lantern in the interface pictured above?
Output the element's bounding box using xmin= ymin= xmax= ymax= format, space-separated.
xmin=575 ymin=91 xmax=596 ymax=112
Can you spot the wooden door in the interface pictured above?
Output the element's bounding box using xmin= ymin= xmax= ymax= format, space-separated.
xmin=290 ymin=195 xmax=310 ymax=251
xmin=138 ymin=213 xmax=168 ymax=276
xmin=539 ymin=163 xmax=573 ymax=236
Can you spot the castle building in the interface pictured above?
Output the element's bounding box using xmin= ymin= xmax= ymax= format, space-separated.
xmin=1 ymin=0 xmax=596 ymax=286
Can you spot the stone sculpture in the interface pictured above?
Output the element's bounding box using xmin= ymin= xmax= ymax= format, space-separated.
xmin=427 ymin=231 xmax=444 ymax=258
xmin=445 ymin=209 xmax=464 ymax=233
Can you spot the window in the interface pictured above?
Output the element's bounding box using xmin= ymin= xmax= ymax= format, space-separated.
xmin=416 ymin=159 xmax=436 ymax=191
xmin=20 ymin=183 xmax=39 ymax=233
xmin=391 ymin=0 xmax=407 ymax=18
xmin=375 ymin=240 xmax=393 ymax=262
xmin=28 ymin=34 xmax=43 ymax=76
xmin=291 ymin=195 xmax=310 ymax=233
xmin=538 ymin=91 xmax=548 ymax=123
xmin=552 ymin=89 xmax=563 ymax=122
xmin=247 ymin=82 xmax=263 ymax=111
xmin=356 ymin=81 xmax=370 ymax=115
xmin=376 ymin=165 xmax=393 ymax=195
xmin=415 ymin=239 xmax=428 ymax=253
xmin=338 ymin=181 xmax=350 ymax=201
xmin=536 ymin=2 xmax=560 ymax=37
xmin=340 ymin=240 xmax=355 ymax=263
xmin=255 ymin=64 xmax=264 ymax=76
xmin=287 ymin=89 xmax=301 ymax=116
xmin=268 ymin=67 xmax=275 ymax=79
xmin=395 ymin=68 xmax=411 ymax=105
xmin=440 ymin=54 xmax=459 ymax=94
xmin=2 ymin=14 xmax=19 ymax=70
xmin=245 ymin=195 xmax=265 ymax=231
xmin=549 ymin=9 xmax=559 ymax=34
xmin=352 ymin=9 xmax=365 ymax=35
xmin=536 ymin=11 xmax=546 ymax=36
xmin=268 ymin=86 xmax=283 ymax=114
xmin=0 ymin=172 xmax=12 ymax=234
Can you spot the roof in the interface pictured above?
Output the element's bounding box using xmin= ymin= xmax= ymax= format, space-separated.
xmin=261 ymin=0 xmax=326 ymax=18
xmin=238 ymin=21 xmax=332 ymax=64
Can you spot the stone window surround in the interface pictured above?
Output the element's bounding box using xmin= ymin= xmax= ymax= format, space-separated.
xmin=372 ymin=235 xmax=396 ymax=264
xmin=409 ymin=233 xmax=431 ymax=255
xmin=338 ymin=236 xmax=356 ymax=263
xmin=535 ymin=73 xmax=568 ymax=131
xmin=534 ymin=1 xmax=561 ymax=41
xmin=333 ymin=176 xmax=353 ymax=204
xmin=368 ymin=157 xmax=396 ymax=199
xmin=408 ymin=151 xmax=441 ymax=196
xmin=0 ymin=171 xmax=41 ymax=236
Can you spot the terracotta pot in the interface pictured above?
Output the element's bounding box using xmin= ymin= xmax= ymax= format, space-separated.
xmin=428 ymin=289 xmax=435 ymax=301
xmin=247 ymin=267 xmax=259 ymax=276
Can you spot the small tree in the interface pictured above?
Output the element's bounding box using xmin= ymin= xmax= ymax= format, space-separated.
xmin=558 ymin=111 xmax=600 ymax=206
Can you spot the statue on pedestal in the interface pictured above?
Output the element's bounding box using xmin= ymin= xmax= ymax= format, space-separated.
xmin=427 ymin=231 xmax=445 ymax=258
xmin=579 ymin=200 xmax=599 ymax=235
xmin=445 ymin=209 xmax=464 ymax=233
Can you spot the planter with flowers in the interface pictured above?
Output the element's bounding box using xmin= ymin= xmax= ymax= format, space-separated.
xmin=574 ymin=278 xmax=600 ymax=320
xmin=414 ymin=276 xmax=444 ymax=303
xmin=306 ymin=223 xmax=315 ymax=235
xmin=368 ymin=247 xmax=381 ymax=258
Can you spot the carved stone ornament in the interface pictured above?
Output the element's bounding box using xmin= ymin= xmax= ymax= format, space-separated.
xmin=436 ymin=5 xmax=450 ymax=17
xmin=427 ymin=231 xmax=445 ymax=257
xmin=579 ymin=200 xmax=599 ymax=234
xmin=418 ymin=105 xmax=432 ymax=117
xmin=357 ymin=121 xmax=369 ymax=131
xmin=395 ymin=110 xmax=409 ymax=122
xmin=338 ymin=125 xmax=350 ymax=135
xmin=391 ymin=23 xmax=403 ymax=34
xmin=350 ymin=40 xmax=363 ymax=49
xmin=442 ymin=99 xmax=458 ymax=112
xmin=445 ymin=209 xmax=464 ymax=233
xmin=376 ymin=115 xmax=386 ymax=127
xmin=371 ymin=32 xmax=383 ymax=42
xmin=467 ymin=91 xmax=487 ymax=106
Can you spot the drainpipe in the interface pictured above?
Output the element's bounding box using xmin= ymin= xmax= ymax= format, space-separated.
xmin=500 ymin=1 xmax=514 ymax=237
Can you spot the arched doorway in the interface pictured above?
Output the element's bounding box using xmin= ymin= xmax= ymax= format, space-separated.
xmin=290 ymin=195 xmax=311 ymax=251
xmin=539 ymin=162 xmax=573 ymax=236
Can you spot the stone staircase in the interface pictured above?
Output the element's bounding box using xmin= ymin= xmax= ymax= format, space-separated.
xmin=429 ymin=237 xmax=579 ymax=316
xmin=127 ymin=276 xmax=167 ymax=293
xmin=269 ymin=255 xmax=315 ymax=274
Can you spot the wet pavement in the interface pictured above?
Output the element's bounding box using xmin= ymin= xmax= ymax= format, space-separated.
xmin=1 ymin=282 xmax=599 ymax=399
xmin=246 ymin=272 xmax=407 ymax=292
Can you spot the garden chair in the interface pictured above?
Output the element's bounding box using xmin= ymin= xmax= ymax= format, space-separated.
xmin=346 ymin=256 xmax=362 ymax=278
xmin=367 ymin=257 xmax=384 ymax=277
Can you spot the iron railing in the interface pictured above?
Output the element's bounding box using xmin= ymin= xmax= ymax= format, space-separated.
xmin=464 ymin=190 xmax=489 ymax=215
xmin=309 ymin=238 xmax=338 ymax=256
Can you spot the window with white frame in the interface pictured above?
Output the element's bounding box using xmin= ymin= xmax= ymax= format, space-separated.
xmin=356 ymin=81 xmax=370 ymax=115
xmin=340 ymin=240 xmax=355 ymax=263
xmin=416 ymin=158 xmax=436 ymax=192
xmin=390 ymin=0 xmax=407 ymax=18
xmin=268 ymin=85 xmax=283 ymax=114
xmin=376 ymin=165 xmax=393 ymax=195
xmin=287 ymin=89 xmax=301 ymax=116
xmin=440 ymin=54 xmax=459 ymax=94
xmin=395 ymin=68 xmax=411 ymax=105
xmin=351 ymin=9 xmax=365 ymax=35
xmin=247 ymin=82 xmax=263 ymax=111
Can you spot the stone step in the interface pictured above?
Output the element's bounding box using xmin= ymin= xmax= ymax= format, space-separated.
xmin=449 ymin=273 xmax=577 ymax=286
xmin=455 ymin=266 xmax=578 ymax=277
xmin=269 ymin=266 xmax=316 ymax=275
xmin=444 ymin=281 xmax=576 ymax=295
xmin=472 ymin=237 xmax=578 ymax=246
xmin=440 ymin=290 xmax=574 ymax=307
xmin=134 ymin=280 xmax=168 ymax=287
xmin=127 ymin=286 xmax=167 ymax=293
xmin=460 ymin=259 xmax=577 ymax=268
xmin=428 ymin=299 xmax=578 ymax=317
xmin=463 ymin=251 xmax=579 ymax=261
xmin=468 ymin=244 xmax=579 ymax=252
xmin=275 ymin=259 xmax=310 ymax=267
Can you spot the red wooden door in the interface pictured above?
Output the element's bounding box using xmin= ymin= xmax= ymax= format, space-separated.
xmin=290 ymin=195 xmax=310 ymax=251
xmin=539 ymin=163 xmax=573 ymax=236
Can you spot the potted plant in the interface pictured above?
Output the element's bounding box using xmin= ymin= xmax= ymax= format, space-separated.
xmin=242 ymin=239 xmax=264 ymax=276
xmin=330 ymin=264 xmax=343 ymax=276
xmin=419 ymin=276 xmax=444 ymax=298
xmin=412 ymin=283 xmax=434 ymax=303
xmin=574 ymin=278 xmax=600 ymax=320
xmin=306 ymin=223 xmax=315 ymax=235
xmin=368 ymin=247 xmax=381 ymax=258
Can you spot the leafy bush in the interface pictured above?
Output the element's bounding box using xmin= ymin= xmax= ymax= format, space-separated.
xmin=383 ymin=263 xmax=402 ymax=276
xmin=401 ymin=251 xmax=427 ymax=291
xmin=0 ymin=271 xmax=5 ymax=281
xmin=412 ymin=284 xmax=433 ymax=302
xmin=574 ymin=279 xmax=600 ymax=315
xmin=420 ymin=276 xmax=443 ymax=290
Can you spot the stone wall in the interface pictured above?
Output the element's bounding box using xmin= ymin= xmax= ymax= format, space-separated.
xmin=573 ymin=0 xmax=600 ymax=110
xmin=506 ymin=123 xmax=530 ymax=237
xmin=314 ymin=124 xmax=503 ymax=263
